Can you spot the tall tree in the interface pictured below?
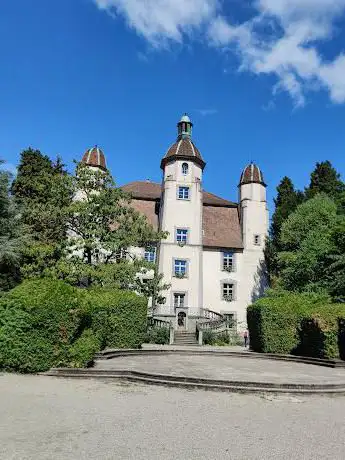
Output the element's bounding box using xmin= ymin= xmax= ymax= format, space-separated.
xmin=0 ymin=163 xmax=24 ymax=290
xmin=265 ymin=177 xmax=304 ymax=285
xmin=278 ymin=194 xmax=338 ymax=293
xmin=28 ymin=162 xmax=169 ymax=304
xmin=12 ymin=148 xmax=72 ymax=278
xmin=305 ymin=161 xmax=345 ymax=201
xmin=271 ymin=176 xmax=304 ymax=248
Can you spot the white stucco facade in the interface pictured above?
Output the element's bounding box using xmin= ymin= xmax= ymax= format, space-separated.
xmin=83 ymin=116 xmax=269 ymax=333
xmin=152 ymin=116 xmax=268 ymax=332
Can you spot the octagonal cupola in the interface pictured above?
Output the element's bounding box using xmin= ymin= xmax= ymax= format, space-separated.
xmin=239 ymin=162 xmax=266 ymax=187
xmin=82 ymin=146 xmax=107 ymax=171
xmin=160 ymin=114 xmax=206 ymax=170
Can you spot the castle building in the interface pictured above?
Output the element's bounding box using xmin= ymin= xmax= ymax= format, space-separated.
xmin=82 ymin=115 xmax=269 ymax=332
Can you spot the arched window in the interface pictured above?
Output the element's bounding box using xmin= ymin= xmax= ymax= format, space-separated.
xmin=182 ymin=162 xmax=188 ymax=175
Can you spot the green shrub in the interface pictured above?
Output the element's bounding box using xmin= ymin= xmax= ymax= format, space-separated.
xmin=144 ymin=327 xmax=170 ymax=345
xmin=0 ymin=279 xmax=88 ymax=373
xmin=66 ymin=329 xmax=101 ymax=368
xmin=202 ymin=330 xmax=216 ymax=345
xmin=0 ymin=279 xmax=148 ymax=373
xmin=298 ymin=306 xmax=345 ymax=359
xmin=84 ymin=288 xmax=147 ymax=349
xmin=247 ymin=289 xmax=345 ymax=358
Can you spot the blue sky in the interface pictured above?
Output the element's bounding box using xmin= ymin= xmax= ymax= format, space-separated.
xmin=1 ymin=0 xmax=345 ymax=211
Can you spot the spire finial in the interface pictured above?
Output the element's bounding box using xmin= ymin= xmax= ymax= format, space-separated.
xmin=177 ymin=113 xmax=193 ymax=139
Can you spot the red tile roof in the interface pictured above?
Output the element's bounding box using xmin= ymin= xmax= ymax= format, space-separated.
xmin=121 ymin=181 xmax=242 ymax=249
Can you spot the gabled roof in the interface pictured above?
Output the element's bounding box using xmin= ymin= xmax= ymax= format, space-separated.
xmin=120 ymin=181 xmax=237 ymax=207
xmin=121 ymin=181 xmax=243 ymax=249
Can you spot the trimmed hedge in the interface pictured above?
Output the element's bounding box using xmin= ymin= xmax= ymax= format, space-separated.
xmin=84 ymin=288 xmax=147 ymax=349
xmin=0 ymin=279 xmax=148 ymax=373
xmin=144 ymin=327 xmax=170 ymax=345
xmin=247 ymin=290 xmax=345 ymax=359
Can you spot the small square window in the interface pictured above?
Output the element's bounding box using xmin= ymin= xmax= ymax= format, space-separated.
xmin=254 ymin=235 xmax=261 ymax=246
xmin=176 ymin=228 xmax=188 ymax=243
xmin=178 ymin=186 xmax=189 ymax=200
xmin=174 ymin=259 xmax=187 ymax=277
xmin=223 ymin=251 xmax=234 ymax=272
xmin=222 ymin=283 xmax=234 ymax=301
xmin=144 ymin=246 xmax=156 ymax=263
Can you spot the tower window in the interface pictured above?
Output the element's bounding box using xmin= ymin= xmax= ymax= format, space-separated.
xmin=182 ymin=162 xmax=189 ymax=175
xmin=178 ymin=186 xmax=190 ymax=200
xmin=176 ymin=228 xmax=188 ymax=243
xmin=254 ymin=235 xmax=261 ymax=246
xmin=222 ymin=252 xmax=234 ymax=272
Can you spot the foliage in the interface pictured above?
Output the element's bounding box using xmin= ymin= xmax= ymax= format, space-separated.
xmin=0 ymin=166 xmax=25 ymax=291
xmin=144 ymin=327 xmax=170 ymax=345
xmin=202 ymin=329 xmax=243 ymax=346
xmin=278 ymin=194 xmax=339 ymax=292
xmin=266 ymin=177 xmax=304 ymax=283
xmin=202 ymin=330 xmax=216 ymax=345
xmin=246 ymin=289 xmax=345 ymax=358
xmin=83 ymin=287 xmax=148 ymax=349
xmin=66 ymin=329 xmax=101 ymax=368
xmin=325 ymin=218 xmax=345 ymax=302
xmin=305 ymin=161 xmax=345 ymax=201
xmin=41 ymin=163 xmax=168 ymax=304
xmin=0 ymin=279 xmax=148 ymax=373
xmin=11 ymin=148 xmax=72 ymax=279
xmin=0 ymin=279 xmax=87 ymax=372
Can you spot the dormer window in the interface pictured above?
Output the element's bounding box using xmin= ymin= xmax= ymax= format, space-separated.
xmin=182 ymin=162 xmax=189 ymax=175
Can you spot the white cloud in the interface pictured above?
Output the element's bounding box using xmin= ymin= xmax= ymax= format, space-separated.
xmin=94 ymin=0 xmax=219 ymax=46
xmin=93 ymin=0 xmax=345 ymax=106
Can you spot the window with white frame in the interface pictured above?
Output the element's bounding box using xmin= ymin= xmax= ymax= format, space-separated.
xmin=178 ymin=186 xmax=190 ymax=200
xmin=182 ymin=162 xmax=189 ymax=175
xmin=144 ymin=246 xmax=156 ymax=263
xmin=174 ymin=259 xmax=187 ymax=277
xmin=222 ymin=283 xmax=234 ymax=301
xmin=222 ymin=251 xmax=234 ymax=272
xmin=174 ymin=293 xmax=185 ymax=308
xmin=176 ymin=228 xmax=188 ymax=243
xmin=254 ymin=234 xmax=261 ymax=246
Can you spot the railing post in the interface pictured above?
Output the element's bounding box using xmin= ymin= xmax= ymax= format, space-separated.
xmin=169 ymin=324 xmax=174 ymax=345
xmin=198 ymin=329 xmax=203 ymax=346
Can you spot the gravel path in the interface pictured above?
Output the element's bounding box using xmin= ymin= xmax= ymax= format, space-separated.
xmin=1 ymin=373 xmax=345 ymax=460
xmin=95 ymin=354 xmax=345 ymax=384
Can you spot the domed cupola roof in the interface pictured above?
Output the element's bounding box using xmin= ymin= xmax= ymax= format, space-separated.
xmin=160 ymin=114 xmax=206 ymax=170
xmin=82 ymin=146 xmax=107 ymax=171
xmin=239 ymin=163 xmax=266 ymax=186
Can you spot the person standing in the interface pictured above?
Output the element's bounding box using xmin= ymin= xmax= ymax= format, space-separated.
xmin=244 ymin=330 xmax=249 ymax=348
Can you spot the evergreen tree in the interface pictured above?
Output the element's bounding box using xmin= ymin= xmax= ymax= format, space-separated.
xmin=271 ymin=176 xmax=304 ymax=248
xmin=12 ymin=148 xmax=73 ymax=277
xmin=0 ymin=163 xmax=24 ymax=290
xmin=305 ymin=161 xmax=345 ymax=201
xmin=265 ymin=177 xmax=304 ymax=284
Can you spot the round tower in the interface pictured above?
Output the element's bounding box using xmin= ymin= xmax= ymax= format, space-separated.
xmin=239 ymin=162 xmax=268 ymax=250
xmin=159 ymin=114 xmax=205 ymax=327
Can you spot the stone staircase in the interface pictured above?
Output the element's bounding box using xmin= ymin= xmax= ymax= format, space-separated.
xmin=174 ymin=331 xmax=198 ymax=346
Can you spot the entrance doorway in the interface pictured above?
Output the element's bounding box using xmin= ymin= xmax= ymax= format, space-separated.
xmin=177 ymin=311 xmax=187 ymax=330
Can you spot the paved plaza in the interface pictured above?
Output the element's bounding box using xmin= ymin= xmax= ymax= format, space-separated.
xmin=1 ymin=373 xmax=345 ymax=460
xmin=95 ymin=353 xmax=345 ymax=384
